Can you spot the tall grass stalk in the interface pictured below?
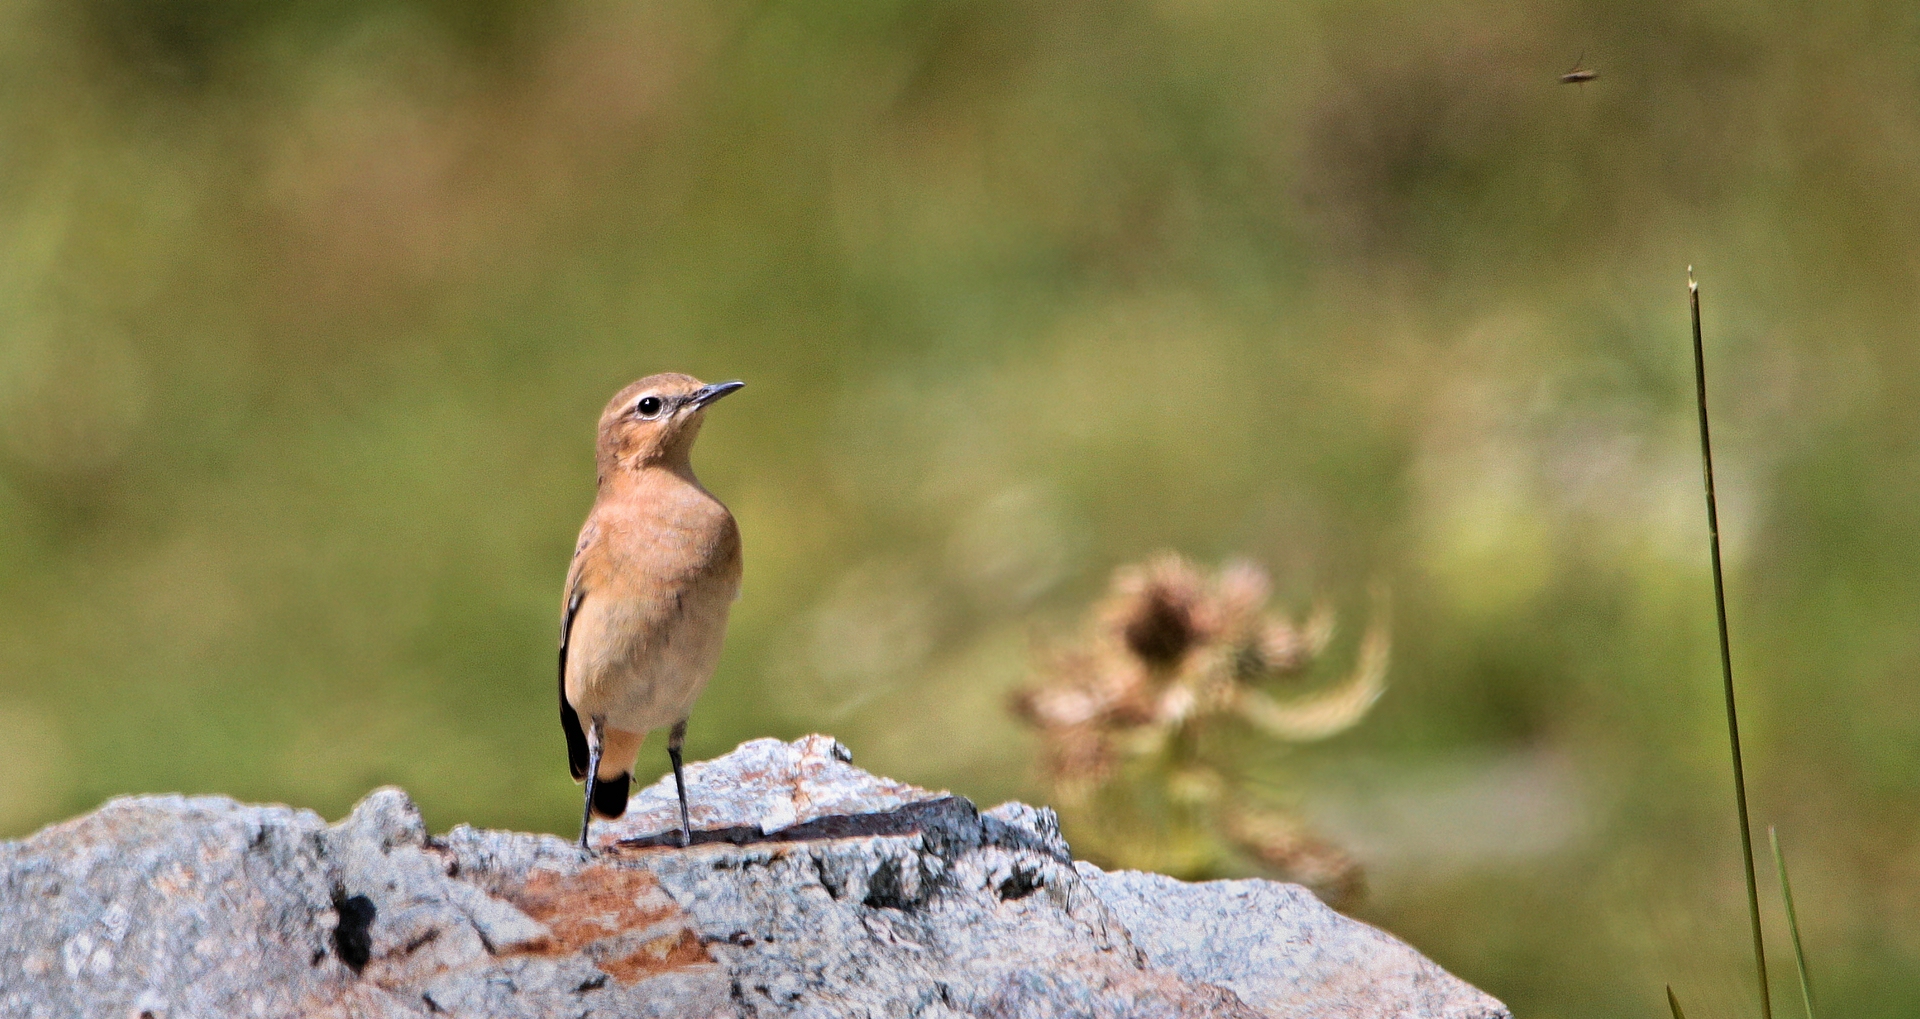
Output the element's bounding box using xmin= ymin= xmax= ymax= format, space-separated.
xmin=1688 ymin=269 xmax=1772 ymax=1019
xmin=1770 ymin=826 xmax=1817 ymax=1019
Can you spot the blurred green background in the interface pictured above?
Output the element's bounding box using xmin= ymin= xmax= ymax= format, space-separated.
xmin=3 ymin=0 xmax=1918 ymax=1014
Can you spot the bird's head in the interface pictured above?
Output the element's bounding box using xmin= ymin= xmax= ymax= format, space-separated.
xmin=595 ymin=372 xmax=744 ymax=475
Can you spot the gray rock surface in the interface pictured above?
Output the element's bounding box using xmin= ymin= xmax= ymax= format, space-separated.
xmin=0 ymin=734 xmax=1509 ymax=1019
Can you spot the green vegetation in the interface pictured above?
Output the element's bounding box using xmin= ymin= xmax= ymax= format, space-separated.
xmin=1685 ymin=274 xmax=1771 ymax=1019
xmin=1772 ymin=827 xmax=1819 ymax=1019
xmin=1 ymin=1 xmax=1915 ymax=1015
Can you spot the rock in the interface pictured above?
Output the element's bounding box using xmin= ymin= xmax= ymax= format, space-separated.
xmin=0 ymin=734 xmax=1509 ymax=1019
xmin=1084 ymin=868 xmax=1497 ymax=1019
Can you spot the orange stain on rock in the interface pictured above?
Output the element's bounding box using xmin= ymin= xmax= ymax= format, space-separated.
xmin=602 ymin=928 xmax=712 ymax=982
xmin=505 ymin=865 xmax=713 ymax=981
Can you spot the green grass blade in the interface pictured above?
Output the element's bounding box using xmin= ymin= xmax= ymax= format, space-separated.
xmin=1667 ymin=984 xmax=1688 ymax=1019
xmin=1771 ymin=826 xmax=1817 ymax=1019
xmin=1688 ymin=270 xmax=1773 ymax=1019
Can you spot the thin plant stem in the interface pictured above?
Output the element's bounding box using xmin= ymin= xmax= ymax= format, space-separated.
xmin=1770 ymin=826 xmax=1817 ymax=1019
xmin=1688 ymin=268 xmax=1772 ymax=1019
xmin=1667 ymin=984 xmax=1688 ymax=1019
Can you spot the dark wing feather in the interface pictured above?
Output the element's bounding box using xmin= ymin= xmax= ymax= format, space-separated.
xmin=559 ymin=586 xmax=589 ymax=780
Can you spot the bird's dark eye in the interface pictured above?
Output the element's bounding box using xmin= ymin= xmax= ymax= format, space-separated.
xmin=635 ymin=396 xmax=664 ymax=417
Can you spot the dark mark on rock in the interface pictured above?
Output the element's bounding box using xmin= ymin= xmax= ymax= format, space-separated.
xmin=616 ymin=796 xmax=978 ymax=851
xmin=998 ymin=867 xmax=1041 ymax=901
xmin=330 ymin=889 xmax=376 ymax=973
xmin=862 ymin=857 xmax=920 ymax=911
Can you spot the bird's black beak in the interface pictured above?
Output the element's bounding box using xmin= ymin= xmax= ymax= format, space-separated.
xmin=688 ymin=380 xmax=745 ymax=409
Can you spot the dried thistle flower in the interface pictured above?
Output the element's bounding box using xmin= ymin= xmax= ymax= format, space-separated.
xmin=1106 ymin=554 xmax=1215 ymax=668
xmin=1011 ymin=552 xmax=1388 ymax=900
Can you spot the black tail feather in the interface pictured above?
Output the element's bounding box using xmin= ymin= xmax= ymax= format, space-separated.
xmin=560 ymin=589 xmax=589 ymax=780
xmin=561 ymin=695 xmax=589 ymax=781
xmin=590 ymin=771 xmax=630 ymax=819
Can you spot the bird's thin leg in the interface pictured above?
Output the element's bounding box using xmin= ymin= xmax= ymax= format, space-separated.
xmin=669 ymin=719 xmax=691 ymax=848
xmin=580 ymin=718 xmax=604 ymax=851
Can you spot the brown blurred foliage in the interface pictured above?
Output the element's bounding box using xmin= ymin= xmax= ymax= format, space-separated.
xmin=1013 ymin=554 xmax=1386 ymax=904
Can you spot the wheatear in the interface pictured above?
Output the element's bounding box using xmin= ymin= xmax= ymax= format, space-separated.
xmin=560 ymin=373 xmax=744 ymax=849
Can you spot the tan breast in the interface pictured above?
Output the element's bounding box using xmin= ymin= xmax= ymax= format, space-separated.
xmin=565 ymin=469 xmax=741 ymax=732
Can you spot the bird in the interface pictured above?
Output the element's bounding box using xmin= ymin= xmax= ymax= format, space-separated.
xmin=559 ymin=372 xmax=744 ymax=851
